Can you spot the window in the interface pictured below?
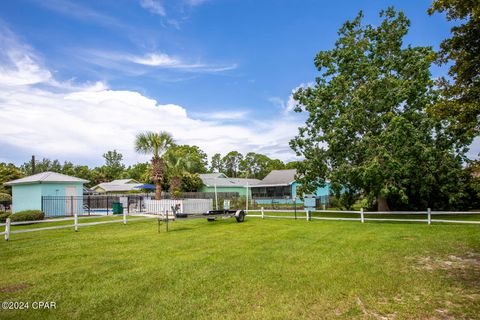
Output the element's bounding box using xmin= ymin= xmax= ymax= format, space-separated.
xmin=251 ymin=185 xmax=291 ymax=198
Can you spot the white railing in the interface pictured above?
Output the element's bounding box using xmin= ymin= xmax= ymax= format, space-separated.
xmin=144 ymin=199 xmax=212 ymax=215
xmin=1 ymin=211 xmax=156 ymax=241
xmin=247 ymin=208 xmax=480 ymax=225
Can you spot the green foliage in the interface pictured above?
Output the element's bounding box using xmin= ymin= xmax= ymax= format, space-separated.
xmin=330 ymin=185 xmax=360 ymax=210
xmin=290 ymin=8 xmax=471 ymax=210
xmin=222 ymin=151 xmax=243 ymax=178
xmin=165 ymin=145 xmax=208 ymax=174
xmin=0 ymin=212 xmax=11 ymax=222
xmin=134 ymin=131 xmax=174 ymax=158
xmin=239 ymin=152 xmax=276 ymax=179
xmin=428 ymin=0 xmax=480 ymax=139
xmin=134 ymin=131 xmax=175 ymax=199
xmin=20 ymin=158 xmax=62 ymax=175
xmin=210 ymin=153 xmax=223 ymax=173
xmin=9 ymin=210 xmax=44 ymax=222
xmin=123 ymin=162 xmax=151 ymax=183
xmin=101 ymin=150 xmax=125 ymax=180
xmin=211 ymin=151 xmax=288 ymax=179
xmin=181 ymin=173 xmax=203 ymax=192
xmin=0 ymin=163 xmax=23 ymax=194
xmin=0 ymin=193 xmax=12 ymax=202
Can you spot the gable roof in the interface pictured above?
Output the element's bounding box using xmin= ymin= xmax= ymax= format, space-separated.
xmin=91 ymin=178 xmax=144 ymax=192
xmin=110 ymin=179 xmax=140 ymax=184
xmin=4 ymin=171 xmax=88 ymax=186
xmin=92 ymin=183 xmax=144 ymax=192
xmin=253 ymin=169 xmax=297 ymax=187
xmin=199 ymin=173 xmax=260 ymax=188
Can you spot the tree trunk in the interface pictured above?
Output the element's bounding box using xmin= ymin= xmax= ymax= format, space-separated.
xmin=151 ymin=156 xmax=164 ymax=200
xmin=377 ymin=195 xmax=390 ymax=211
xmin=170 ymin=176 xmax=181 ymax=199
xmin=155 ymin=182 xmax=162 ymax=200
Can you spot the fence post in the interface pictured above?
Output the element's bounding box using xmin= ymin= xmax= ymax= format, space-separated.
xmin=123 ymin=209 xmax=127 ymax=225
xmin=261 ymin=207 xmax=264 ymax=219
xmin=4 ymin=217 xmax=10 ymax=241
xmin=361 ymin=208 xmax=364 ymax=223
xmin=428 ymin=208 xmax=431 ymax=225
xmin=74 ymin=213 xmax=78 ymax=232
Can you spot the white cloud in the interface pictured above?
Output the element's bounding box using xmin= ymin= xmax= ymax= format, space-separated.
xmin=0 ymin=28 xmax=52 ymax=86
xmin=193 ymin=111 xmax=249 ymax=120
xmin=130 ymin=53 xmax=184 ymax=67
xmin=78 ymin=50 xmax=237 ymax=74
xmin=139 ymin=0 xmax=166 ymax=17
xmin=0 ymin=28 xmax=302 ymax=165
xmin=269 ymin=82 xmax=313 ymax=115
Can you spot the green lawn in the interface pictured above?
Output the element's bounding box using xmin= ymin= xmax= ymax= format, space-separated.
xmin=0 ymin=216 xmax=479 ymax=319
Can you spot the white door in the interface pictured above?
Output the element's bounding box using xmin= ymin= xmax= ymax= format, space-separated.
xmin=65 ymin=186 xmax=77 ymax=215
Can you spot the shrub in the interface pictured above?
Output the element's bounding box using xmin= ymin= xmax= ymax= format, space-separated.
xmin=0 ymin=212 xmax=11 ymax=223
xmin=0 ymin=193 xmax=12 ymax=202
xmin=9 ymin=210 xmax=45 ymax=222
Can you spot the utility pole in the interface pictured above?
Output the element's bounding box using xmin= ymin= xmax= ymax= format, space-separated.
xmin=31 ymin=155 xmax=36 ymax=175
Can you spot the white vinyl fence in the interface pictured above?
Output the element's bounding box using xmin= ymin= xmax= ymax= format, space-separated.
xmin=144 ymin=199 xmax=212 ymax=215
xmin=247 ymin=208 xmax=480 ymax=225
xmin=0 ymin=211 xmax=156 ymax=241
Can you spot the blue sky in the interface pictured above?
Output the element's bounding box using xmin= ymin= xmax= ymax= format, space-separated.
xmin=0 ymin=0 xmax=477 ymax=166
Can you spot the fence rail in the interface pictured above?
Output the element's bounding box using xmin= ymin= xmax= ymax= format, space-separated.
xmin=247 ymin=208 xmax=480 ymax=225
xmin=41 ymin=195 xmax=218 ymax=217
xmin=2 ymin=211 xmax=157 ymax=241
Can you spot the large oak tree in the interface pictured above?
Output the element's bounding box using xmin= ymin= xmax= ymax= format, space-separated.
xmin=290 ymin=8 xmax=471 ymax=211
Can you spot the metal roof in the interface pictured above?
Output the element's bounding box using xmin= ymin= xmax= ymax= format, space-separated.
xmin=199 ymin=174 xmax=260 ymax=187
xmin=92 ymin=183 xmax=144 ymax=192
xmin=110 ymin=179 xmax=140 ymax=184
xmin=4 ymin=171 xmax=89 ymax=186
xmin=252 ymin=169 xmax=297 ymax=187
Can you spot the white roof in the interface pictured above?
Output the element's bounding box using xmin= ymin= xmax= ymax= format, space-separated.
xmin=4 ymin=171 xmax=88 ymax=186
xmin=92 ymin=183 xmax=144 ymax=192
xmin=110 ymin=179 xmax=140 ymax=184
xmin=199 ymin=173 xmax=260 ymax=187
xmin=92 ymin=178 xmax=143 ymax=192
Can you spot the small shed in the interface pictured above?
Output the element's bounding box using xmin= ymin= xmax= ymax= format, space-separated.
xmin=4 ymin=171 xmax=88 ymax=213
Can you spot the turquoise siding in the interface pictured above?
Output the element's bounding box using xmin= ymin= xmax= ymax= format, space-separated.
xmin=255 ymin=182 xmax=331 ymax=205
xmin=12 ymin=184 xmax=42 ymax=213
xmin=199 ymin=186 xmax=251 ymax=197
xmin=12 ymin=182 xmax=84 ymax=214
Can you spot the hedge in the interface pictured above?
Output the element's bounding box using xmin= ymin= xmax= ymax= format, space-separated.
xmin=0 ymin=212 xmax=11 ymax=223
xmin=9 ymin=210 xmax=45 ymax=222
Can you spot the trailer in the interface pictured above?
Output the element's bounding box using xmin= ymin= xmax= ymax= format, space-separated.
xmin=175 ymin=209 xmax=246 ymax=223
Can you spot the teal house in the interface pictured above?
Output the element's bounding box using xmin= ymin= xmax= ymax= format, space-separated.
xmin=198 ymin=173 xmax=260 ymax=197
xmin=4 ymin=171 xmax=88 ymax=215
xmin=250 ymin=169 xmax=330 ymax=204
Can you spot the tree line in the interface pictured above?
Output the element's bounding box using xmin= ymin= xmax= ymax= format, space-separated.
xmin=0 ymin=146 xmax=298 ymax=197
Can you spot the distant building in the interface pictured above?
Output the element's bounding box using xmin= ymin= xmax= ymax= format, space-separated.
xmin=198 ymin=173 xmax=260 ymax=197
xmin=250 ymin=169 xmax=330 ymax=204
xmin=91 ymin=179 xmax=143 ymax=193
xmin=4 ymin=171 xmax=88 ymax=213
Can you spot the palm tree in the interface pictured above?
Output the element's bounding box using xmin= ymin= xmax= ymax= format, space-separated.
xmin=134 ymin=131 xmax=174 ymax=200
xmin=165 ymin=151 xmax=192 ymax=199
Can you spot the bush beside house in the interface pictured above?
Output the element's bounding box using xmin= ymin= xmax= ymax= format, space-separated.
xmin=9 ymin=210 xmax=45 ymax=222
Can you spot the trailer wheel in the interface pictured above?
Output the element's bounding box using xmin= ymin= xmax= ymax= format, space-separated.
xmin=235 ymin=211 xmax=245 ymax=223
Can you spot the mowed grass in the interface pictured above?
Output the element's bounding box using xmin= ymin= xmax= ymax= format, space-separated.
xmin=0 ymin=216 xmax=479 ymax=319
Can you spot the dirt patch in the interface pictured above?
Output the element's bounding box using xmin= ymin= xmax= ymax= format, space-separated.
xmin=355 ymin=296 xmax=397 ymax=320
xmin=416 ymin=252 xmax=480 ymax=271
xmin=0 ymin=283 xmax=29 ymax=293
